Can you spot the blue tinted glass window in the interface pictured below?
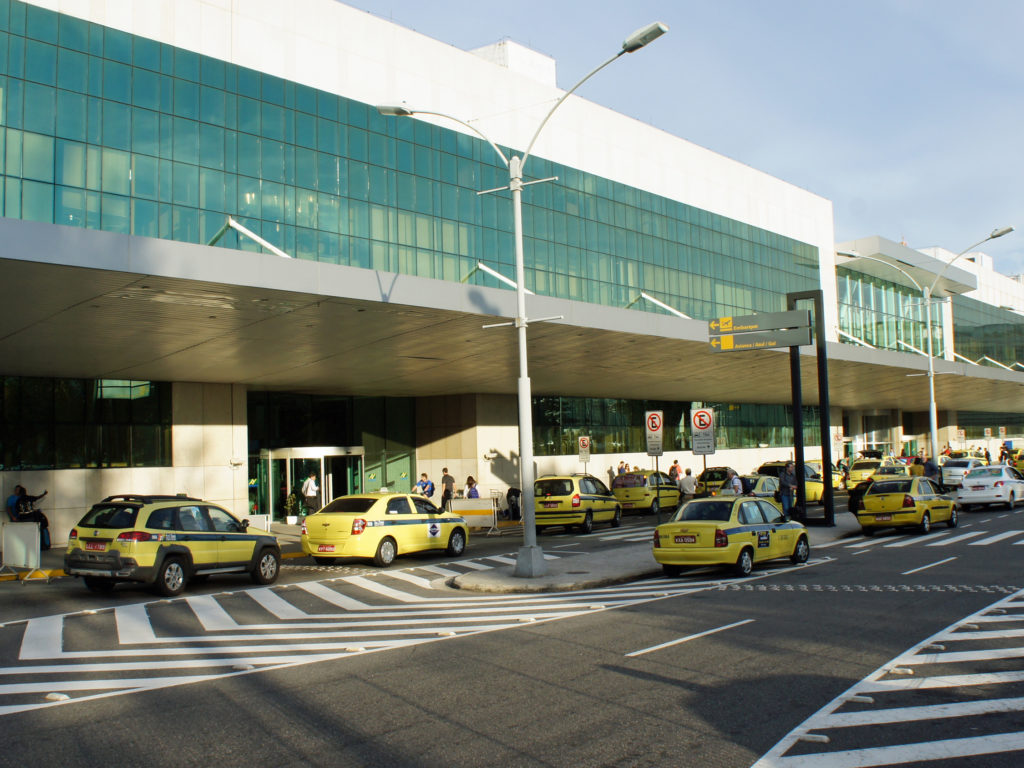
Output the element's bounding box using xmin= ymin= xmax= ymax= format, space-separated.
xmin=102 ymin=100 xmax=131 ymax=150
xmin=132 ymin=36 xmax=160 ymax=71
xmin=55 ymin=139 xmax=85 ymax=186
xmin=131 ymin=68 xmax=159 ymax=110
xmin=171 ymin=160 xmax=197 ymax=206
xmin=24 ymin=38 xmax=55 ymax=84
xmin=199 ymin=85 xmax=224 ymax=125
xmin=58 ymin=15 xmax=88 ymax=52
xmin=173 ymin=79 xmax=198 ymax=119
xmin=132 ymin=107 xmax=158 ymax=156
xmin=198 ymin=122 xmax=224 ymax=169
xmin=132 ymin=197 xmax=158 ymax=236
xmin=25 ymin=4 xmax=58 ymax=44
xmin=172 ymin=117 xmax=198 ymax=165
xmin=22 ymin=130 xmax=52 ymax=181
xmin=56 ymin=185 xmax=85 ymax=226
xmin=132 ymin=153 xmax=158 ymax=199
xmin=103 ymin=27 xmax=131 ymax=64
xmin=22 ymin=179 xmax=52 ymax=221
xmin=102 ymin=59 xmax=130 ymax=103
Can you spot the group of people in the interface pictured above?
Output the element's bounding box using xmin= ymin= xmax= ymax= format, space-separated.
xmin=414 ymin=468 xmax=480 ymax=511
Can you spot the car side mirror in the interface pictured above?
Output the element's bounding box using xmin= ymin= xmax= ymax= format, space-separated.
xmin=240 ymin=519 xmax=250 ymax=531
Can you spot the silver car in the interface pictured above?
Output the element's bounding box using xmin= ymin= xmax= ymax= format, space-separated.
xmin=957 ymin=465 xmax=1024 ymax=511
xmin=940 ymin=458 xmax=986 ymax=488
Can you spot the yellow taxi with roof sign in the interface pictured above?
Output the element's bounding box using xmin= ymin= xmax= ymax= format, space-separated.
xmin=652 ymin=496 xmax=809 ymax=577
xmin=611 ymin=469 xmax=680 ymax=516
xmin=856 ymin=476 xmax=956 ymax=535
xmin=301 ymin=492 xmax=468 ymax=567
xmin=534 ymin=474 xmax=621 ymax=533
xmin=756 ymin=461 xmax=826 ymax=503
xmin=695 ymin=467 xmax=737 ymax=497
xmin=848 ymin=459 xmax=882 ymax=484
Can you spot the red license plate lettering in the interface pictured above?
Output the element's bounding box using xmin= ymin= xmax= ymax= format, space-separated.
xmin=875 ymin=514 xmax=892 ymax=521
xmin=317 ymin=544 xmax=335 ymax=552
xmin=674 ymin=535 xmax=696 ymax=544
xmin=85 ymin=541 xmax=106 ymax=551
xmin=543 ymin=502 xmax=558 ymax=508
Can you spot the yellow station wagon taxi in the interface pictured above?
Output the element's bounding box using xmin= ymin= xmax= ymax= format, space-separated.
xmin=65 ymin=494 xmax=281 ymax=596
xmin=535 ymin=474 xmax=621 ymax=533
xmin=301 ymin=493 xmax=468 ymax=567
xmin=695 ymin=467 xmax=737 ymax=497
xmin=848 ymin=460 xmax=882 ymax=484
xmin=652 ymin=496 xmax=809 ymax=577
xmin=611 ymin=470 xmax=680 ymax=516
xmin=856 ymin=477 xmax=957 ymax=535
xmin=756 ymin=461 xmax=826 ymax=503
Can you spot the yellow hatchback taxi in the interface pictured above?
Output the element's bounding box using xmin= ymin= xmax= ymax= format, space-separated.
xmin=611 ymin=469 xmax=680 ymax=516
xmin=695 ymin=467 xmax=737 ymax=497
xmin=856 ymin=477 xmax=957 ymax=536
xmin=301 ymin=493 xmax=468 ymax=567
xmin=848 ymin=460 xmax=882 ymax=484
xmin=535 ymin=474 xmax=621 ymax=533
xmin=719 ymin=474 xmax=780 ymax=499
xmin=65 ymin=494 xmax=281 ymax=596
xmin=756 ymin=461 xmax=826 ymax=503
xmin=808 ymin=461 xmax=845 ymax=490
xmin=653 ymin=496 xmax=809 ymax=577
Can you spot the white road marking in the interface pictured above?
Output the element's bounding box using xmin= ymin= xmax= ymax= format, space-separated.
xmin=484 ymin=555 xmax=516 ymax=564
xmin=901 ymin=557 xmax=957 ymax=575
xmin=884 ymin=531 xmax=952 ymax=547
xmin=969 ymin=530 xmax=1024 ymax=546
xmin=18 ymin=616 xmax=64 ymax=660
xmin=246 ymin=587 xmax=309 ymax=620
xmin=296 ymin=581 xmax=373 ymax=609
xmin=926 ymin=531 xmax=986 ymax=546
xmin=381 ymin=571 xmax=432 ymax=589
xmin=766 ymin=732 xmax=1024 ymax=768
xmin=116 ymin=605 xmax=158 ymax=644
xmin=186 ymin=596 xmax=240 ymax=631
xmin=625 ymin=619 xmax=754 ymax=657
xmin=816 ymin=696 xmax=1024 ymax=727
xmin=454 ymin=560 xmax=493 ymax=570
xmin=343 ymin=575 xmax=427 ymax=602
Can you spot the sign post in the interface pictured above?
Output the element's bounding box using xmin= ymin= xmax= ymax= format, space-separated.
xmin=578 ymin=435 xmax=591 ymax=474
xmin=646 ymin=411 xmax=664 ymax=522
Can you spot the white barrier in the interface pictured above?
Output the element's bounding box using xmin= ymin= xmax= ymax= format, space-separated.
xmin=0 ymin=522 xmax=47 ymax=580
xmin=449 ymin=497 xmax=499 ymax=535
xmin=246 ymin=514 xmax=271 ymax=533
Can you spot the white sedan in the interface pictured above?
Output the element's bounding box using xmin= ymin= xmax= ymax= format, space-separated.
xmin=957 ymin=465 xmax=1024 ymax=511
xmin=940 ymin=458 xmax=986 ymax=488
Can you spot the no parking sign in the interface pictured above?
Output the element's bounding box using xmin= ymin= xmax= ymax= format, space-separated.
xmin=578 ymin=435 xmax=591 ymax=463
xmin=691 ymin=408 xmax=715 ymax=455
xmin=645 ymin=411 xmax=664 ymax=456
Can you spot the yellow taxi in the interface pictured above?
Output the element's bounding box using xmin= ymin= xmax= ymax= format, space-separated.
xmin=755 ymin=461 xmax=826 ymax=503
xmin=719 ymin=474 xmax=780 ymax=498
xmin=301 ymin=493 xmax=468 ymax=567
xmin=611 ymin=469 xmax=680 ymax=516
xmin=808 ymin=461 xmax=845 ymax=490
xmin=872 ymin=463 xmax=910 ymax=479
xmin=65 ymin=494 xmax=281 ymax=596
xmin=653 ymin=496 xmax=809 ymax=577
xmin=848 ymin=459 xmax=882 ymax=483
xmin=856 ymin=477 xmax=957 ymax=535
xmin=695 ymin=467 xmax=738 ymax=497
xmin=535 ymin=474 xmax=621 ymax=533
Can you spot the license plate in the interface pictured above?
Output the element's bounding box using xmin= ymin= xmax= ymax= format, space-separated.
xmin=874 ymin=514 xmax=892 ymax=521
xmin=623 ymin=503 xmax=635 ymax=508
xmin=317 ymin=544 xmax=335 ymax=552
xmin=542 ymin=502 xmax=558 ymax=508
xmin=970 ymin=486 xmax=984 ymax=491
xmin=674 ymin=535 xmax=696 ymax=544
xmin=85 ymin=541 xmax=106 ymax=551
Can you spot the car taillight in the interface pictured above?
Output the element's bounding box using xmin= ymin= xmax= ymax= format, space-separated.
xmin=69 ymin=528 xmax=78 ymax=540
xmin=572 ymin=493 xmax=581 ymax=508
xmin=652 ymin=530 xmax=660 ymax=547
xmin=994 ymin=481 xmax=1005 ymax=488
xmin=116 ymin=531 xmax=154 ymax=542
xmin=352 ymin=518 xmax=366 ymax=534
xmin=902 ymin=495 xmax=915 ymax=508
xmin=301 ymin=520 xmax=308 ymax=535
xmin=714 ymin=529 xmax=728 ymax=548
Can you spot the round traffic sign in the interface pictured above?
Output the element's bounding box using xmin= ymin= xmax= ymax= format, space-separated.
xmin=579 ymin=436 xmax=591 ymax=449
xmin=647 ymin=412 xmax=662 ymax=432
xmin=693 ymin=409 xmax=713 ymax=430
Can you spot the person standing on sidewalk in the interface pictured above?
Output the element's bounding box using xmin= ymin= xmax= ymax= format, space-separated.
xmin=678 ymin=468 xmax=697 ymax=502
xmin=301 ymin=472 xmax=320 ymax=514
xmin=780 ymin=462 xmax=797 ymax=518
xmin=440 ymin=468 xmax=456 ymax=511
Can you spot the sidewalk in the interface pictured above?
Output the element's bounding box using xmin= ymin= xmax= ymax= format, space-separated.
xmin=449 ymin=510 xmax=862 ymax=594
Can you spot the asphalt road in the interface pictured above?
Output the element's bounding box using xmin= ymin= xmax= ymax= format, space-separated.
xmin=1 ymin=503 xmax=1023 ymax=767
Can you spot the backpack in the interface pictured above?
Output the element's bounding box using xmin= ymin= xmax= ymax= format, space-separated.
xmin=424 ymin=481 xmax=434 ymax=497
xmin=468 ymin=486 xmax=479 ymax=498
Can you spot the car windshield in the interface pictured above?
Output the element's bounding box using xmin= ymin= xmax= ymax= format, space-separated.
xmin=966 ymin=467 xmax=1003 ymax=478
xmin=611 ymin=474 xmax=645 ymax=489
xmin=757 ymin=465 xmax=782 ymax=477
xmin=740 ymin=477 xmax=757 ymax=493
xmin=701 ymin=469 xmax=729 ymax=482
xmin=852 ymin=461 xmax=880 ymax=470
xmin=874 ymin=467 xmax=903 ymax=474
xmin=867 ymin=480 xmax=913 ymax=495
xmin=676 ymin=500 xmax=733 ymax=522
xmin=319 ymin=497 xmax=377 ymax=514
xmin=78 ymin=504 xmax=139 ymax=528
xmin=536 ymin=479 xmax=574 ymax=496
xmin=944 ymin=460 xmax=970 ymax=468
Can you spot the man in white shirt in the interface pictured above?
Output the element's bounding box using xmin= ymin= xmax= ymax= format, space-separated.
xmin=678 ymin=468 xmax=697 ymax=501
xmin=302 ymin=472 xmax=319 ymax=513
xmin=727 ymin=469 xmax=743 ymax=495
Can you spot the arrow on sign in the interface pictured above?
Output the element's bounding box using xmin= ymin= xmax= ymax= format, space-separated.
xmin=710 ymin=337 xmax=721 ymax=348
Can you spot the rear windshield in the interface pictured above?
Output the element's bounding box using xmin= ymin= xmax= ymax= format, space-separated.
xmin=966 ymin=467 xmax=1002 ymax=478
xmin=852 ymin=461 xmax=880 ymax=470
xmin=944 ymin=460 xmax=969 ymax=468
xmin=700 ymin=469 xmax=729 ymax=482
xmin=611 ymin=474 xmax=645 ymax=489
xmin=78 ymin=504 xmax=139 ymax=528
xmin=874 ymin=466 xmax=904 ymax=474
xmin=867 ymin=480 xmax=912 ymax=495
xmin=676 ymin=500 xmax=733 ymax=522
xmin=319 ymin=497 xmax=377 ymax=514
xmin=757 ymin=465 xmax=782 ymax=477
xmin=536 ymin=479 xmax=573 ymax=497
xmin=740 ymin=477 xmax=757 ymax=493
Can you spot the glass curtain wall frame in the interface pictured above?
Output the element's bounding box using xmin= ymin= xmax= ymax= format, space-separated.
xmin=836 ymin=267 xmax=939 ymax=355
xmin=951 ymin=295 xmax=1024 ymax=367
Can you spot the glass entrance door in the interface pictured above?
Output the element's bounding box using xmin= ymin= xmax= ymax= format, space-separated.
xmin=252 ymin=446 xmax=364 ymax=521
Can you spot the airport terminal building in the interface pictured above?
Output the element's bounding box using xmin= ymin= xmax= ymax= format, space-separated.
xmin=1 ymin=0 xmax=1022 ymax=540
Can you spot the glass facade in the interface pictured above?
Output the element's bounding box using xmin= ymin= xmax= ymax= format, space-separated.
xmin=533 ymin=397 xmax=821 ymax=456
xmin=0 ymin=0 xmax=819 ymax=324
xmin=951 ymin=296 xmax=1024 ymax=368
xmin=836 ymin=267 xmax=940 ymax=355
xmin=956 ymin=411 xmax=1024 ymax=441
xmin=0 ymin=376 xmax=171 ymax=470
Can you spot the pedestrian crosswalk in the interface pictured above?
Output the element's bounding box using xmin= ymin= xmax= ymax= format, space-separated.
xmin=753 ymin=587 xmax=1024 ymax=767
xmin=0 ymin=556 xmax=821 ymax=717
xmin=816 ymin=528 xmax=1024 ymax=551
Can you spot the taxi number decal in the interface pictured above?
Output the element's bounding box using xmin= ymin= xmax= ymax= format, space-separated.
xmin=317 ymin=544 xmax=336 ymax=552
xmin=757 ymin=531 xmax=771 ymax=548
xmin=674 ymin=534 xmax=696 ymax=544
xmin=427 ymin=522 xmax=441 ymax=539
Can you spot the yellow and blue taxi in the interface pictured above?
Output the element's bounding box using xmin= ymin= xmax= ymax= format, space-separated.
xmin=695 ymin=467 xmax=737 ymax=497
xmin=755 ymin=461 xmax=826 ymax=503
xmin=718 ymin=474 xmax=780 ymax=498
xmin=301 ymin=493 xmax=468 ymax=566
xmin=856 ymin=477 xmax=956 ymax=535
xmin=611 ymin=469 xmax=680 ymax=516
xmin=65 ymin=494 xmax=281 ymax=596
xmin=848 ymin=459 xmax=882 ymax=484
xmin=808 ymin=461 xmax=846 ymax=490
xmin=653 ymin=496 xmax=809 ymax=577
xmin=535 ymin=474 xmax=621 ymax=533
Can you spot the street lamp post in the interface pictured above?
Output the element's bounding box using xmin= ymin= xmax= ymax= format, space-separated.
xmin=923 ymin=226 xmax=1013 ymax=462
xmin=379 ymin=21 xmax=668 ymax=577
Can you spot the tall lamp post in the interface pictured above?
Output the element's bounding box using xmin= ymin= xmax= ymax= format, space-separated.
xmin=923 ymin=226 xmax=1013 ymax=462
xmin=379 ymin=21 xmax=668 ymax=577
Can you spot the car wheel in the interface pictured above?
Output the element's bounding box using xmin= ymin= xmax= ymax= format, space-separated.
xmin=919 ymin=512 xmax=931 ymax=535
xmin=251 ymin=549 xmax=280 ymax=585
xmin=650 ymin=499 xmax=660 ymax=517
xmin=579 ymin=511 xmax=594 ymax=535
xmin=790 ymin=536 xmax=810 ymax=564
xmin=155 ymin=557 xmax=187 ymax=597
xmin=373 ymin=537 xmax=397 ymax=567
xmin=611 ymin=506 xmax=622 ymax=528
xmin=734 ymin=548 xmax=754 ymax=578
xmin=662 ymin=564 xmax=682 ymax=577
xmin=946 ymin=507 xmax=958 ymax=528
xmin=1008 ymin=493 xmax=1016 ymax=511
xmin=446 ymin=528 xmax=466 ymax=556
xmin=83 ymin=576 xmax=116 ymax=593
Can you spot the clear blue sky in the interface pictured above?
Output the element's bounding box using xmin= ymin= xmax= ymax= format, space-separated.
xmin=344 ymin=0 xmax=1024 ymax=276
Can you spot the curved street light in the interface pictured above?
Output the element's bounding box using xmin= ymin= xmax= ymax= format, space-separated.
xmin=378 ymin=21 xmax=668 ymax=577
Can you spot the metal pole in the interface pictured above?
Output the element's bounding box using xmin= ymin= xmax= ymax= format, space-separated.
xmin=925 ymin=286 xmax=939 ymax=463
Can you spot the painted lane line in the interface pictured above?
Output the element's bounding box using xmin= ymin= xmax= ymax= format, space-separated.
xmin=0 ymin=655 xmax=351 ymax=676
xmin=18 ymin=616 xmax=64 ymax=660
xmin=766 ymin=731 xmax=1024 ymax=768
xmin=901 ymin=557 xmax=957 ymax=575
xmin=882 ymin=530 xmax=952 ymax=548
xmin=858 ymin=669 xmax=1024 ymax=693
xmin=625 ymin=619 xmax=754 ymax=658
xmin=115 ymin=605 xmax=158 ymax=645
xmin=925 ymin=531 xmax=986 ymax=546
xmin=0 ymin=673 xmax=223 ymax=696
xmin=454 ymin=560 xmax=494 ymax=570
xmin=415 ymin=565 xmax=461 ymax=578
xmin=485 ymin=556 xmax=517 ymax=565
xmin=845 ymin=536 xmax=902 ymax=549
xmin=297 ymin=581 xmax=373 ymax=609
xmin=970 ymin=530 xmax=1024 ymax=546
xmin=817 ymin=695 xmax=1024 ymax=728
xmin=898 ymin=645 xmax=1024 ymax=665
xmin=812 ymin=538 xmax=862 ymax=549
xmin=852 ymin=550 xmax=872 ymax=556
xmin=246 ymin=588 xmax=310 ymax=620
xmin=185 ymin=596 xmax=240 ymax=632
xmin=343 ymin=575 xmax=428 ymax=603
xmin=382 ymin=571 xmax=432 ymax=589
